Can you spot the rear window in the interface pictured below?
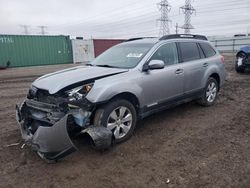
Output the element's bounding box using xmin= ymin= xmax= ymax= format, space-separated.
xmin=199 ymin=43 xmax=216 ymax=57
xmin=178 ymin=42 xmax=200 ymax=62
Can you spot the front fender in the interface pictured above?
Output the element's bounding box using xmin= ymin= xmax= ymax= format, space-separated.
xmin=86 ymin=80 xmax=143 ymax=105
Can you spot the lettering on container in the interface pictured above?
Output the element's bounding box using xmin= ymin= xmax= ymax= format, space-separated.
xmin=0 ymin=37 xmax=14 ymax=44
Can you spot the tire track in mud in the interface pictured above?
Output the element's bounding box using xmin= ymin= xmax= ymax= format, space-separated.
xmin=0 ymin=78 xmax=35 ymax=85
xmin=0 ymin=93 xmax=27 ymax=100
xmin=0 ymin=84 xmax=31 ymax=90
xmin=0 ymin=75 xmax=39 ymax=80
xmin=1 ymin=57 xmax=250 ymax=188
xmin=0 ymin=105 xmax=17 ymax=115
xmin=0 ymin=86 xmax=28 ymax=93
xmin=0 ymin=64 xmax=75 ymax=81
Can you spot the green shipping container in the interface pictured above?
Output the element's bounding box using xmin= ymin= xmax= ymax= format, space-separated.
xmin=0 ymin=35 xmax=73 ymax=67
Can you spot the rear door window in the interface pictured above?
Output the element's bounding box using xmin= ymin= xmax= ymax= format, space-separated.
xmin=199 ymin=43 xmax=216 ymax=58
xmin=178 ymin=42 xmax=200 ymax=62
xmin=197 ymin=43 xmax=205 ymax=59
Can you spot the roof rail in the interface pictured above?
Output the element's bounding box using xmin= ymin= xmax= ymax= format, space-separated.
xmin=125 ymin=37 xmax=156 ymax=42
xmin=159 ymin=34 xmax=208 ymax=41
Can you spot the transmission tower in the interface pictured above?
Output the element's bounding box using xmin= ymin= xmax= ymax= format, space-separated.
xmin=157 ymin=0 xmax=171 ymax=36
xmin=20 ymin=25 xmax=30 ymax=35
xmin=38 ymin=26 xmax=48 ymax=35
xmin=180 ymin=0 xmax=196 ymax=34
xmin=175 ymin=23 xmax=179 ymax=34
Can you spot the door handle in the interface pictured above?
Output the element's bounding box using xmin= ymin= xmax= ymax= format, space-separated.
xmin=175 ymin=69 xmax=183 ymax=74
xmin=203 ymin=63 xmax=208 ymax=67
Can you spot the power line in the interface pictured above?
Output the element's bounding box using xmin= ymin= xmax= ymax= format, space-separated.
xmin=157 ymin=0 xmax=171 ymax=36
xmin=51 ymin=0 xmax=248 ymax=30
xmin=49 ymin=0 xmax=249 ymax=38
xmin=195 ymin=0 xmax=249 ymax=9
xmin=59 ymin=3 xmax=183 ymax=30
xmin=180 ymin=0 xmax=196 ymax=34
xmin=97 ymin=28 xmax=159 ymax=39
xmin=53 ymin=1 xmax=156 ymax=28
xmin=66 ymin=4 xmax=247 ymax=31
xmin=52 ymin=0 xmax=183 ymax=29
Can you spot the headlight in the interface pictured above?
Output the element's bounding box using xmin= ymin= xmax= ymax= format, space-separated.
xmin=66 ymin=83 xmax=94 ymax=101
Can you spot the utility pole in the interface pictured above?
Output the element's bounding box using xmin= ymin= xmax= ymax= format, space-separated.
xmin=157 ymin=0 xmax=171 ymax=37
xmin=175 ymin=23 xmax=179 ymax=34
xmin=38 ymin=26 xmax=48 ymax=35
xmin=180 ymin=0 xmax=196 ymax=34
xmin=20 ymin=25 xmax=30 ymax=35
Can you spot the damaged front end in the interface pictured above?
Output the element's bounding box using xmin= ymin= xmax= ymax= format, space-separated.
xmin=16 ymin=86 xmax=112 ymax=161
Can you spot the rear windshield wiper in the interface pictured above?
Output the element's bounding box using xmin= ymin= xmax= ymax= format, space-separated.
xmin=86 ymin=63 xmax=93 ymax=66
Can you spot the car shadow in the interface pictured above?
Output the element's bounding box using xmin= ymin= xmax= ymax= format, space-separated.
xmin=69 ymin=101 xmax=198 ymax=158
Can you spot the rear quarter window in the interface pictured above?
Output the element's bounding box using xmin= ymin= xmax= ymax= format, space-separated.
xmin=199 ymin=43 xmax=216 ymax=58
xmin=178 ymin=42 xmax=200 ymax=62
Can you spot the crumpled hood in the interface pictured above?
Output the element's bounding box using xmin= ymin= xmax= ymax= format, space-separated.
xmin=32 ymin=66 xmax=128 ymax=94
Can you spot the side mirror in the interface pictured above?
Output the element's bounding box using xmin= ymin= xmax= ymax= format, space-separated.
xmin=143 ymin=60 xmax=165 ymax=71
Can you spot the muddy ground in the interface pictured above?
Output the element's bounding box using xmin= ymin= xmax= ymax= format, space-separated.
xmin=0 ymin=55 xmax=249 ymax=188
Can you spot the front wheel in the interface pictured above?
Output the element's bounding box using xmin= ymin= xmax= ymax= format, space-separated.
xmin=94 ymin=99 xmax=137 ymax=143
xmin=197 ymin=77 xmax=219 ymax=107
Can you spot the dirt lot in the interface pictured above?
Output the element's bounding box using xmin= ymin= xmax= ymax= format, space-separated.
xmin=0 ymin=56 xmax=249 ymax=188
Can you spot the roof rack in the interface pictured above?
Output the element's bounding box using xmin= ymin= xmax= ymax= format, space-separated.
xmin=159 ymin=34 xmax=208 ymax=41
xmin=125 ymin=37 xmax=156 ymax=42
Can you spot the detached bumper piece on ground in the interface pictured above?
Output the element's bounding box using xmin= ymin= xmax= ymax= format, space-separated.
xmin=16 ymin=99 xmax=113 ymax=162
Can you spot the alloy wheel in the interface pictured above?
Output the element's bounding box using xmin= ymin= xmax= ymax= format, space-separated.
xmin=206 ymin=82 xmax=217 ymax=103
xmin=107 ymin=106 xmax=133 ymax=139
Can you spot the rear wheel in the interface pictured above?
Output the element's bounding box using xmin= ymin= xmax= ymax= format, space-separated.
xmin=197 ymin=77 xmax=218 ymax=106
xmin=94 ymin=99 xmax=137 ymax=143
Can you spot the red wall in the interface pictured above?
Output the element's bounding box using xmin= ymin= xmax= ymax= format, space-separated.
xmin=93 ymin=39 xmax=125 ymax=57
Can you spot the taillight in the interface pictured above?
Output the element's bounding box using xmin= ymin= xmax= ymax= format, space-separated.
xmin=220 ymin=55 xmax=225 ymax=64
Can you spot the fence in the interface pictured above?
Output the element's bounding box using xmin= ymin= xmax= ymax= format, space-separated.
xmin=209 ymin=36 xmax=250 ymax=53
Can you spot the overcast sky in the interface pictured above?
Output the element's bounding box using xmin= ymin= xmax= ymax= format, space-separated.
xmin=0 ymin=0 xmax=249 ymax=38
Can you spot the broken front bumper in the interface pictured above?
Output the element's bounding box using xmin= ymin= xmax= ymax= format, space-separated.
xmin=16 ymin=100 xmax=112 ymax=161
xmin=16 ymin=102 xmax=77 ymax=160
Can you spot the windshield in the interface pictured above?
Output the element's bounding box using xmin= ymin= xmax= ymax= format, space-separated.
xmin=91 ymin=43 xmax=154 ymax=68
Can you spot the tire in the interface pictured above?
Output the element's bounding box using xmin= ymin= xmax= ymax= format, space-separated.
xmin=94 ymin=99 xmax=137 ymax=143
xmin=197 ymin=77 xmax=219 ymax=107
